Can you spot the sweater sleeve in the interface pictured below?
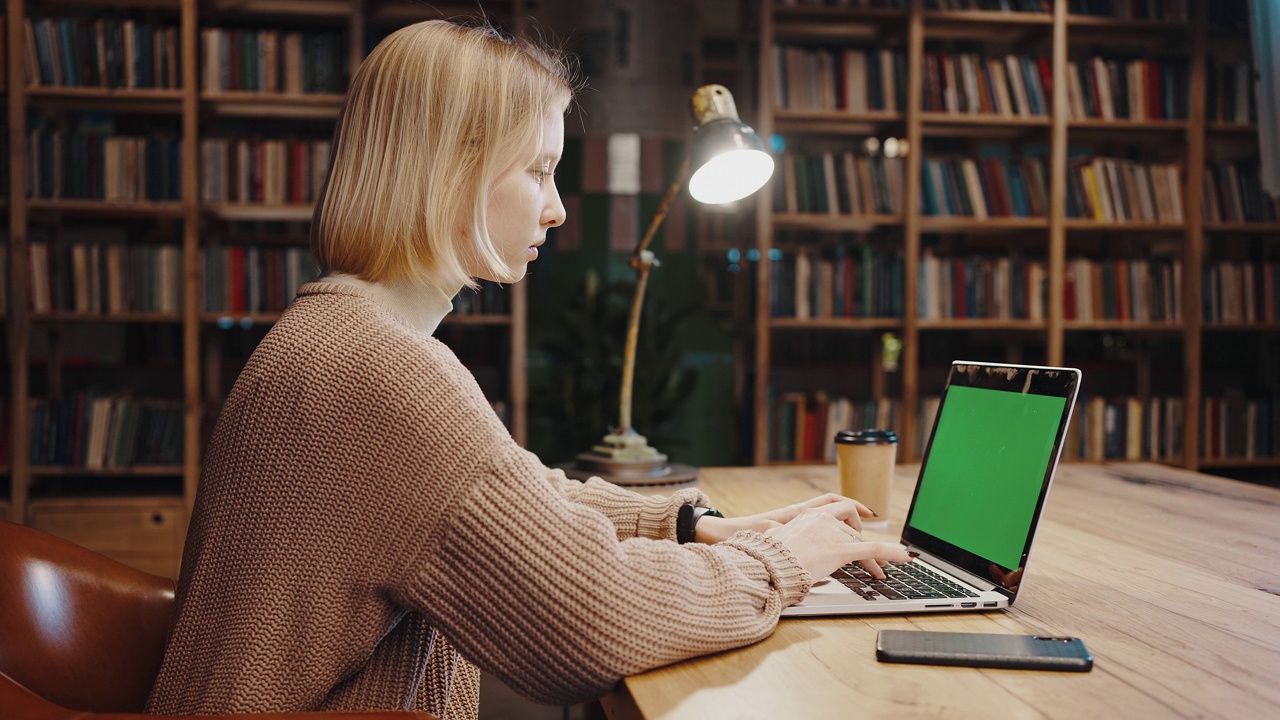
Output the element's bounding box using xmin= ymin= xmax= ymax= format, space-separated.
xmin=542 ymin=464 xmax=710 ymax=541
xmin=394 ymin=444 xmax=812 ymax=707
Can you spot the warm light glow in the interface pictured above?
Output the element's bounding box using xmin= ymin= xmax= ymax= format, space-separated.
xmin=688 ymin=149 xmax=775 ymax=204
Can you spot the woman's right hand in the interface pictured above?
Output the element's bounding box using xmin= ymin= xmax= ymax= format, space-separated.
xmin=765 ymin=507 xmax=912 ymax=581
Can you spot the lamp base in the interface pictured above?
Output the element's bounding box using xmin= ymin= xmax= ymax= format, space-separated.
xmin=561 ymin=454 xmax=700 ymax=486
xmin=560 ymin=429 xmax=699 ymax=486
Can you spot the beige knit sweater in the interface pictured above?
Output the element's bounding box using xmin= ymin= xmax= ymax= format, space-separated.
xmin=145 ymin=281 xmax=812 ymax=718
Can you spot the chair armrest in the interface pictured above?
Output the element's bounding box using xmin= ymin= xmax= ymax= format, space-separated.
xmin=1 ymin=672 xmax=439 ymax=720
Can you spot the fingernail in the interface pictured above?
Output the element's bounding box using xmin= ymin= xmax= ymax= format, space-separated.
xmin=907 ymin=551 xmax=920 ymax=558
xmin=870 ymin=509 xmax=879 ymax=517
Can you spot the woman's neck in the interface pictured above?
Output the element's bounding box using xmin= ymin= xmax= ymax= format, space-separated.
xmin=322 ymin=272 xmax=457 ymax=336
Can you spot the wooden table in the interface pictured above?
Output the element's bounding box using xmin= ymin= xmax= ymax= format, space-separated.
xmin=602 ymin=462 xmax=1280 ymax=719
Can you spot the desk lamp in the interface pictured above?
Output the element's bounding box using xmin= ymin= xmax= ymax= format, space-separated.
xmin=563 ymin=85 xmax=774 ymax=486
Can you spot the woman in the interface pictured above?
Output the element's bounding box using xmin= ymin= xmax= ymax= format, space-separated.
xmin=146 ymin=20 xmax=909 ymax=718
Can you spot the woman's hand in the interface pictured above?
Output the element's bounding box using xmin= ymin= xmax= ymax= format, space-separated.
xmin=694 ymin=493 xmax=909 ymax=579
xmin=694 ymin=493 xmax=876 ymax=543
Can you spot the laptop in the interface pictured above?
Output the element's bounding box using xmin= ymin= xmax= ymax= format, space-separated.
xmin=782 ymin=361 xmax=1081 ymax=617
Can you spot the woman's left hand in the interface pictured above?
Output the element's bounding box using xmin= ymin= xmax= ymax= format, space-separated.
xmin=694 ymin=493 xmax=877 ymax=544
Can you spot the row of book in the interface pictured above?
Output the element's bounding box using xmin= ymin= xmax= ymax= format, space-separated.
xmin=30 ymin=394 xmax=184 ymax=469
xmin=1202 ymin=162 xmax=1280 ymax=224
xmin=770 ymin=390 xmax=1275 ymax=464
xmin=1206 ymin=61 xmax=1256 ymax=125
xmin=29 ymin=242 xmax=183 ymax=315
xmin=1065 ymin=157 xmax=1184 ymax=223
xmin=923 ymin=53 xmax=1049 ymax=117
xmin=769 ymin=246 xmax=905 ymax=319
xmin=1202 ymin=262 xmax=1280 ymax=325
xmin=200 ymin=138 xmax=332 ymax=205
xmin=773 ymin=45 xmax=907 ymax=113
xmin=1202 ymin=394 xmax=1280 ymax=460
xmin=1065 ymin=257 xmax=1183 ymax=322
xmin=204 ymin=247 xmax=319 ymax=314
xmin=1064 ymin=58 xmax=1189 ymax=121
xmin=202 ymin=28 xmax=346 ymax=94
xmin=918 ymin=252 xmax=1048 ymax=321
xmin=1067 ymin=0 xmax=1189 ymax=21
xmin=770 ymin=391 xmax=902 ymax=463
xmin=773 ymin=151 xmax=906 ymax=216
xmin=1063 ymin=396 xmax=1186 ymax=462
xmin=921 ymin=156 xmax=1050 ymax=218
xmin=27 ymin=124 xmax=182 ymax=201
xmin=24 ymin=17 xmax=181 ymax=89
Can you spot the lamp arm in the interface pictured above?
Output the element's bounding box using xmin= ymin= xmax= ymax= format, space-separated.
xmin=617 ymin=155 xmax=690 ymax=434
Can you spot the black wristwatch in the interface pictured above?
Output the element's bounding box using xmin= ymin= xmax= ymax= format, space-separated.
xmin=677 ymin=504 xmax=725 ymax=544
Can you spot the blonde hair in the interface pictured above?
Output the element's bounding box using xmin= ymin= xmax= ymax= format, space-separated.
xmin=312 ymin=20 xmax=575 ymax=290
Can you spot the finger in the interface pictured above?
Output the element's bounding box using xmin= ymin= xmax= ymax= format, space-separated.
xmin=811 ymin=500 xmax=865 ymax=532
xmin=848 ymin=543 xmax=912 ymax=579
xmin=858 ymin=558 xmax=887 ymax=579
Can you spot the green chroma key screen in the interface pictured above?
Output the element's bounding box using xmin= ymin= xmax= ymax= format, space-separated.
xmin=909 ymin=385 xmax=1067 ymax=570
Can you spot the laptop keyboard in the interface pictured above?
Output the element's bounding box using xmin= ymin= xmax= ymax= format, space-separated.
xmin=834 ymin=561 xmax=980 ymax=601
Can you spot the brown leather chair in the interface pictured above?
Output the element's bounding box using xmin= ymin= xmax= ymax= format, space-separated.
xmin=0 ymin=520 xmax=436 ymax=720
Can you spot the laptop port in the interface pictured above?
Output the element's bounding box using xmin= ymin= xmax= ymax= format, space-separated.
xmin=925 ymin=604 xmax=953 ymax=608
xmin=961 ymin=602 xmax=977 ymax=608
xmin=984 ymin=602 xmax=998 ymax=608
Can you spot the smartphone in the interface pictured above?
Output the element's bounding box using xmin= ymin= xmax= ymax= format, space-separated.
xmin=876 ymin=630 xmax=1093 ymax=672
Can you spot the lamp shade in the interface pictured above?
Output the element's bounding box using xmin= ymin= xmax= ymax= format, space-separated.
xmin=685 ymin=85 xmax=774 ymax=205
xmin=687 ymin=118 xmax=775 ymax=205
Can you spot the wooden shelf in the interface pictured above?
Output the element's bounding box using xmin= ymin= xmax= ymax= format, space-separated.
xmin=1064 ymin=219 xmax=1186 ymax=232
xmin=29 ymin=466 xmax=185 ymax=477
xmin=919 ymin=216 xmax=1048 ymax=232
xmin=1207 ymin=122 xmax=1257 ymax=134
xmin=1203 ymin=222 xmax=1280 ymax=233
xmin=924 ymin=10 xmax=1053 ymax=26
xmin=204 ymin=203 xmax=315 ymax=222
xmin=31 ymin=312 xmax=183 ymax=324
xmin=770 ymin=317 xmax=901 ymax=331
xmin=917 ymin=319 xmax=1046 ymax=331
xmin=25 ymin=86 xmax=184 ymax=113
xmin=443 ymin=314 xmax=513 ymax=326
xmin=39 ymin=0 xmax=180 ymax=12
xmin=921 ymin=112 xmax=1050 ymax=127
xmin=1066 ymin=14 xmax=1189 ymax=31
xmin=772 ymin=213 xmax=902 ymax=231
xmin=1198 ymin=457 xmax=1280 ymax=469
xmin=775 ymin=6 xmax=906 ymax=25
xmin=774 ymin=109 xmax=904 ymax=135
xmin=1069 ymin=118 xmax=1189 ymax=131
xmin=368 ymin=0 xmax=514 ymax=24
xmin=205 ymin=0 xmax=351 ymax=18
xmin=201 ymin=92 xmax=345 ymax=119
xmin=1063 ymin=321 xmax=1184 ymax=332
xmin=1202 ymin=323 xmax=1280 ymax=332
xmin=26 ymin=199 xmax=185 ymax=218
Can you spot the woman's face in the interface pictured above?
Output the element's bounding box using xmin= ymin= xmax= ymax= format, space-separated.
xmin=478 ymin=112 xmax=566 ymax=282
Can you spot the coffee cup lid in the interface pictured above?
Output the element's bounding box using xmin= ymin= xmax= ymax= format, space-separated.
xmin=834 ymin=429 xmax=898 ymax=445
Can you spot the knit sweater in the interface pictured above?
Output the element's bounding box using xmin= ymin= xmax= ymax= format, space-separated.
xmin=145 ymin=281 xmax=812 ymax=717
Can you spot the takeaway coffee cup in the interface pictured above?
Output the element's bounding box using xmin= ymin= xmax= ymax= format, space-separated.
xmin=834 ymin=429 xmax=898 ymax=529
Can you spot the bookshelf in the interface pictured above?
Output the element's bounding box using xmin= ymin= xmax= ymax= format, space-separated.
xmin=3 ymin=0 xmax=531 ymax=568
xmin=753 ymin=0 xmax=1279 ymax=475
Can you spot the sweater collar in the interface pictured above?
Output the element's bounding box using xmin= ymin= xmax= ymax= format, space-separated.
xmin=298 ymin=275 xmax=455 ymax=336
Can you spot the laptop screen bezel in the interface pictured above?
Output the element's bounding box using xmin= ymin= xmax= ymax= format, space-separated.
xmin=900 ymin=362 xmax=1080 ymax=601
